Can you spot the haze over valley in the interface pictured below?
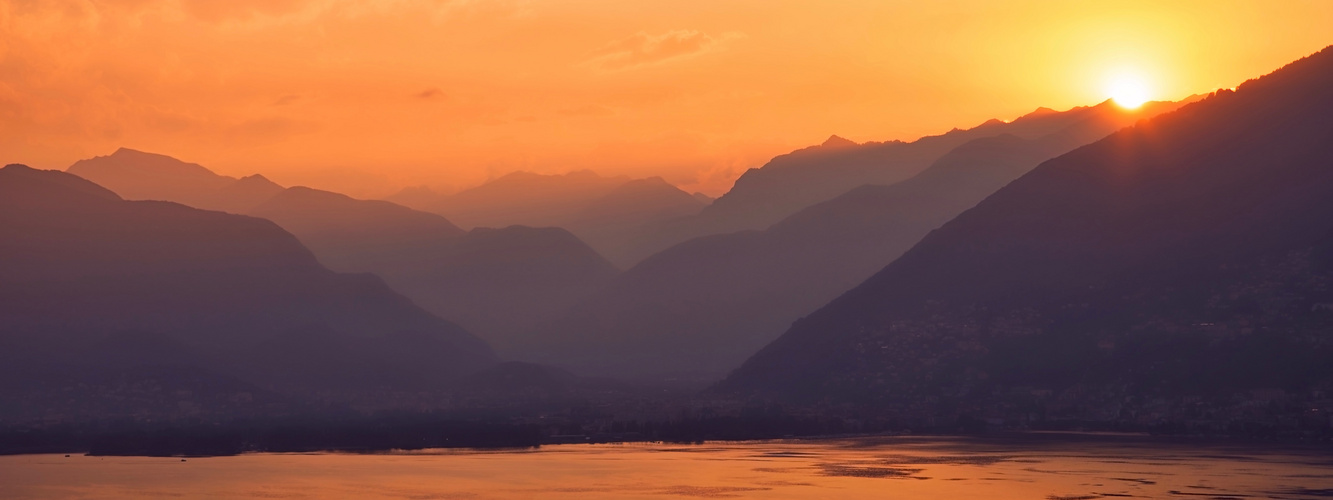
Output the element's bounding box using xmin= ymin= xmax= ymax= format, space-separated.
xmin=3 ymin=3 xmax=1333 ymax=497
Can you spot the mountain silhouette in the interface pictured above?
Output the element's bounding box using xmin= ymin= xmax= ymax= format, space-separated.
xmin=244 ymin=187 xmax=620 ymax=353
xmin=565 ymin=177 xmax=715 ymax=266
xmin=617 ymin=99 xmax=1195 ymax=264
xmin=717 ymin=47 xmax=1333 ymax=419
xmin=400 ymin=226 xmax=619 ymax=353
xmin=0 ymin=165 xmax=496 ymax=417
xmin=519 ymin=98 xmax=1188 ymax=380
xmin=249 ymin=185 xmax=467 ymax=273
xmin=388 ymin=170 xmax=633 ymax=229
xmin=388 ymin=170 xmax=709 ymax=266
xmin=68 ymin=148 xmax=284 ymax=213
xmin=61 ymin=154 xmax=620 ymax=353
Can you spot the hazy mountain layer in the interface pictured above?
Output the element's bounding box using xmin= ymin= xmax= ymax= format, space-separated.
xmin=62 ymin=155 xmax=619 ymax=352
xmin=249 ymin=187 xmax=620 ymax=353
xmin=389 ymin=171 xmax=709 ymax=267
xmin=0 ymin=165 xmax=497 ymax=420
xmin=718 ymin=47 xmax=1333 ymax=421
xmin=248 ymin=185 xmax=467 ymax=273
xmin=390 ymin=170 xmax=634 ymax=229
xmin=618 ymin=100 xmax=1192 ymax=264
xmin=521 ymin=99 xmax=1186 ymax=381
xmin=563 ymin=177 xmax=714 ymax=267
xmin=68 ymin=148 xmax=285 ymax=213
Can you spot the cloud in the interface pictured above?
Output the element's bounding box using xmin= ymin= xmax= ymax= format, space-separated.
xmin=416 ymin=88 xmax=447 ymax=99
xmin=584 ymin=29 xmax=742 ymax=71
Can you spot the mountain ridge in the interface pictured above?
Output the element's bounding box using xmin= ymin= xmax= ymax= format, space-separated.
xmin=388 ymin=170 xmax=709 ymax=266
xmin=0 ymin=165 xmax=498 ymax=416
xmin=614 ymin=98 xmax=1193 ymax=264
xmin=716 ymin=46 xmax=1333 ymax=421
xmin=63 ymin=153 xmax=621 ymax=352
xmin=519 ymin=97 xmax=1191 ymax=380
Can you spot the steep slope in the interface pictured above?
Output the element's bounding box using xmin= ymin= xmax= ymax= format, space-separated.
xmin=398 ymin=226 xmax=620 ymax=353
xmin=619 ymin=100 xmax=1190 ymax=264
xmin=249 ymin=186 xmax=467 ymax=274
xmin=565 ymin=177 xmax=710 ymax=267
xmin=719 ymin=47 xmax=1333 ymax=422
xmin=522 ymin=100 xmax=1181 ymax=381
xmin=67 ymin=148 xmax=284 ymax=213
xmin=60 ymin=150 xmax=621 ymax=353
xmin=250 ymin=187 xmax=618 ymax=352
xmin=0 ymin=165 xmax=496 ymax=416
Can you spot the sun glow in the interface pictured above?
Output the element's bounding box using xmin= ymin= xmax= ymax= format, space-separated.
xmin=1106 ymin=71 xmax=1152 ymax=108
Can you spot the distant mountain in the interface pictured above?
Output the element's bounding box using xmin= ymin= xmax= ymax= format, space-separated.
xmin=62 ymin=154 xmax=619 ymax=352
xmin=0 ymin=165 xmax=496 ymax=419
xmin=565 ymin=177 xmax=713 ymax=267
xmin=389 ymin=170 xmax=633 ymax=229
xmin=215 ymin=174 xmax=288 ymax=212
xmin=249 ymin=186 xmax=466 ymax=273
xmin=68 ymin=148 xmax=284 ymax=213
xmin=521 ymin=98 xmax=1188 ymax=381
xmin=396 ymin=226 xmax=620 ymax=353
xmin=617 ymin=100 xmax=1192 ymax=264
xmin=718 ymin=47 xmax=1333 ymax=422
xmin=388 ymin=171 xmax=709 ymax=267
xmin=249 ymin=187 xmax=619 ymax=353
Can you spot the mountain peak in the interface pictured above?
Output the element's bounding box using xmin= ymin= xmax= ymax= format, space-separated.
xmin=231 ymin=173 xmax=281 ymax=188
xmin=2 ymin=163 xmax=124 ymax=203
xmin=107 ymin=147 xmax=184 ymax=163
xmin=68 ymin=148 xmax=226 ymax=190
xmin=1018 ymin=106 xmax=1058 ymax=120
xmin=821 ymin=135 xmax=858 ymax=149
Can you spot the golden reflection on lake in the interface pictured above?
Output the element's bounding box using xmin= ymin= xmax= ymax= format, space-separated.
xmin=2 ymin=436 xmax=1331 ymax=499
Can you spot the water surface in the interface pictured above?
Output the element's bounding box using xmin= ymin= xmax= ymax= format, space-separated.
xmin=3 ymin=435 xmax=1331 ymax=499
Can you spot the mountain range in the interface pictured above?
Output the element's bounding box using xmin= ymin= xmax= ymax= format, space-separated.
xmin=718 ymin=46 xmax=1333 ymax=424
xmin=65 ymin=151 xmax=617 ymax=354
xmin=68 ymin=148 xmax=286 ymax=213
xmin=388 ymin=171 xmax=711 ymax=267
xmin=519 ymin=99 xmax=1189 ymax=380
xmin=617 ymin=99 xmax=1205 ymax=265
xmin=7 ymin=42 xmax=1333 ymax=439
xmin=61 ymin=94 xmax=1193 ymax=384
xmin=0 ymin=165 xmax=497 ymax=421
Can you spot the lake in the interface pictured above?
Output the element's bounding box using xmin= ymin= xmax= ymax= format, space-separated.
xmin=2 ymin=435 xmax=1331 ymax=499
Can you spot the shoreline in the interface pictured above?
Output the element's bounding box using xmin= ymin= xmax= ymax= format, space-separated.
xmin=4 ymin=425 xmax=1328 ymax=459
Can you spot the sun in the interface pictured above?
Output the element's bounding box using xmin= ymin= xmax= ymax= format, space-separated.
xmin=1105 ymin=71 xmax=1151 ymax=109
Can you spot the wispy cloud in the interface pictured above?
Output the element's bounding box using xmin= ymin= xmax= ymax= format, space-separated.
xmin=584 ymin=29 xmax=742 ymax=71
xmin=416 ymin=88 xmax=447 ymax=100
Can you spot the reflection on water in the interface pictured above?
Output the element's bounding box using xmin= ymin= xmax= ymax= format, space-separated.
xmin=2 ymin=435 xmax=1331 ymax=499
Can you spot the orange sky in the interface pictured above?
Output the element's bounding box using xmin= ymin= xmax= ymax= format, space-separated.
xmin=3 ymin=1 xmax=1331 ymax=197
